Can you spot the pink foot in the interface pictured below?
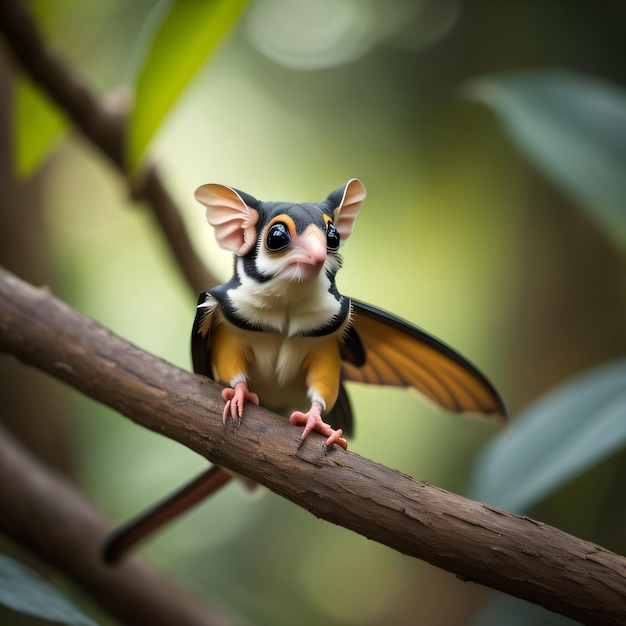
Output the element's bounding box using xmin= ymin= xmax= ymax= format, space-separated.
xmin=289 ymin=401 xmax=348 ymax=450
xmin=221 ymin=381 xmax=259 ymax=423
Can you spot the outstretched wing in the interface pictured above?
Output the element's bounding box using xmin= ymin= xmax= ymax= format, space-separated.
xmin=340 ymin=300 xmax=508 ymax=422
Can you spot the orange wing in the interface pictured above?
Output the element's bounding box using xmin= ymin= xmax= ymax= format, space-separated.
xmin=341 ymin=300 xmax=508 ymax=423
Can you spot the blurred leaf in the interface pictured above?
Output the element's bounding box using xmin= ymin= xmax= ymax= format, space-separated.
xmin=464 ymin=71 xmax=626 ymax=254
xmin=472 ymin=594 xmax=578 ymax=626
xmin=0 ymin=555 xmax=97 ymax=625
xmin=14 ymin=78 xmax=69 ymax=177
xmin=128 ymin=0 xmax=248 ymax=170
xmin=467 ymin=360 xmax=626 ymax=513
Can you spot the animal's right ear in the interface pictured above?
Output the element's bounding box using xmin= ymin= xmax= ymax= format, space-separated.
xmin=195 ymin=184 xmax=259 ymax=256
xmin=330 ymin=178 xmax=366 ymax=243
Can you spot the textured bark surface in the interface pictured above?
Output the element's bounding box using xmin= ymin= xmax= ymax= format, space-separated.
xmin=1 ymin=266 xmax=625 ymax=626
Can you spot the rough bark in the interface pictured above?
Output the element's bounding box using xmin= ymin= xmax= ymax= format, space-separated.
xmin=1 ymin=267 xmax=625 ymax=626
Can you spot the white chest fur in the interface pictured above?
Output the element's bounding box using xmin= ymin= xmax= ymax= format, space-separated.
xmin=227 ymin=257 xmax=343 ymax=337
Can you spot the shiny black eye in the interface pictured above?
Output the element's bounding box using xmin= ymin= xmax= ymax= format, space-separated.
xmin=266 ymin=222 xmax=291 ymax=252
xmin=326 ymin=222 xmax=340 ymax=251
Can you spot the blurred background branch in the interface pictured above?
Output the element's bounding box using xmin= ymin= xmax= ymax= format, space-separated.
xmin=0 ymin=0 xmax=218 ymax=294
xmin=0 ymin=420 xmax=233 ymax=626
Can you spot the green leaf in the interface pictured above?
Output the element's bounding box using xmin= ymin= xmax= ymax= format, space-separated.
xmin=463 ymin=71 xmax=626 ymax=254
xmin=466 ymin=360 xmax=626 ymax=513
xmin=127 ymin=0 xmax=248 ymax=170
xmin=0 ymin=555 xmax=98 ymax=625
xmin=14 ymin=77 xmax=69 ymax=177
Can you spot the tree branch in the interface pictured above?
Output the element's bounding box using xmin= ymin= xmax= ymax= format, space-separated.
xmin=0 ymin=421 xmax=233 ymax=626
xmin=0 ymin=0 xmax=218 ymax=294
xmin=1 ymin=267 xmax=625 ymax=625
xmin=1 ymin=3 xmax=626 ymax=624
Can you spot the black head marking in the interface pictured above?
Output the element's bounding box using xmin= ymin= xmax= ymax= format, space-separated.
xmin=231 ymin=189 xmax=347 ymax=284
xmin=256 ymin=201 xmax=330 ymax=234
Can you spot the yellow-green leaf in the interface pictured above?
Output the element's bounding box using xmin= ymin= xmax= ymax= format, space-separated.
xmin=14 ymin=78 xmax=69 ymax=178
xmin=128 ymin=0 xmax=248 ymax=171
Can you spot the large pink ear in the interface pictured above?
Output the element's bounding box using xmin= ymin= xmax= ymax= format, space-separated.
xmin=333 ymin=179 xmax=366 ymax=242
xmin=194 ymin=184 xmax=259 ymax=256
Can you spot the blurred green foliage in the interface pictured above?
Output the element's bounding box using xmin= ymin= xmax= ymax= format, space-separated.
xmin=463 ymin=71 xmax=626 ymax=254
xmin=0 ymin=556 xmax=97 ymax=626
xmin=469 ymin=360 xmax=626 ymax=513
xmin=128 ymin=0 xmax=248 ymax=169
xmin=2 ymin=1 xmax=625 ymax=625
xmin=15 ymin=77 xmax=69 ymax=176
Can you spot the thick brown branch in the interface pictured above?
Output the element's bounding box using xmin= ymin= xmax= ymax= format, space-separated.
xmin=0 ymin=423 xmax=233 ymax=626
xmin=1 ymin=269 xmax=625 ymax=625
xmin=0 ymin=0 xmax=217 ymax=293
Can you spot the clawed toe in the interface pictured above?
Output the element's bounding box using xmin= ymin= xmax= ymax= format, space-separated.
xmin=323 ymin=428 xmax=348 ymax=450
xmin=289 ymin=402 xmax=348 ymax=450
xmin=221 ymin=382 xmax=259 ymax=423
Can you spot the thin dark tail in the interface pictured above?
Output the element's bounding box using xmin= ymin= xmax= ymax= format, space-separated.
xmin=102 ymin=465 xmax=232 ymax=565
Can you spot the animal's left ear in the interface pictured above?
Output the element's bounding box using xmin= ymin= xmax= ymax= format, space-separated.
xmin=195 ymin=183 xmax=259 ymax=256
xmin=329 ymin=178 xmax=366 ymax=242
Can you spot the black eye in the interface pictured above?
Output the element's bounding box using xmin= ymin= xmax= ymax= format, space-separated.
xmin=266 ymin=222 xmax=291 ymax=252
xmin=326 ymin=222 xmax=340 ymax=251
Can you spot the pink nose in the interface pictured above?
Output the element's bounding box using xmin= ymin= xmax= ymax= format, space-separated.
xmin=296 ymin=226 xmax=327 ymax=266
